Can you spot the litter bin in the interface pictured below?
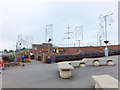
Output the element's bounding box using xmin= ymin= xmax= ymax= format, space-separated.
xmin=46 ymin=57 xmax=52 ymax=64
xmin=38 ymin=56 xmax=41 ymax=61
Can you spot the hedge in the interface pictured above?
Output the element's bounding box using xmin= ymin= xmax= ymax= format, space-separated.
xmin=52 ymin=49 xmax=120 ymax=62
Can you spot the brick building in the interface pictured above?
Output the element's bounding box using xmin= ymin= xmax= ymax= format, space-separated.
xmin=32 ymin=43 xmax=53 ymax=50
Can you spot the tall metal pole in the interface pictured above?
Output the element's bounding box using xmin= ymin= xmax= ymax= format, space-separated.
xmin=104 ymin=15 xmax=108 ymax=57
xmin=78 ymin=40 xmax=80 ymax=47
xmin=74 ymin=43 xmax=75 ymax=47
xmin=104 ymin=16 xmax=108 ymax=57
xmin=99 ymin=12 xmax=113 ymax=57
xmin=78 ymin=40 xmax=80 ymax=51
xmin=63 ymin=25 xmax=73 ymax=47
xmin=48 ymin=41 xmax=50 ymax=56
xmin=46 ymin=24 xmax=53 ymax=57
xmin=100 ymin=39 xmax=102 ymax=46
xmin=104 ymin=16 xmax=107 ymax=42
xmin=67 ymin=26 xmax=70 ymax=46
xmin=45 ymin=25 xmax=47 ymax=42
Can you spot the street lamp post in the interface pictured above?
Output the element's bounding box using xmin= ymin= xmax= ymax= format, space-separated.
xmin=48 ymin=40 xmax=50 ymax=56
xmin=99 ymin=12 xmax=113 ymax=57
xmin=45 ymin=24 xmax=53 ymax=57
xmin=104 ymin=15 xmax=109 ymax=57
xmin=78 ymin=40 xmax=81 ymax=51
xmin=48 ymin=38 xmax=51 ymax=57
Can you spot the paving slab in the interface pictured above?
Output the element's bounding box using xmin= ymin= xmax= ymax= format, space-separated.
xmin=1 ymin=55 xmax=119 ymax=88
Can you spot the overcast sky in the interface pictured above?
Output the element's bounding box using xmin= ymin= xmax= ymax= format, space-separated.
xmin=0 ymin=0 xmax=118 ymax=51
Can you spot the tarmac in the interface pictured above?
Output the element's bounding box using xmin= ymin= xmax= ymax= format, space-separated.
xmin=1 ymin=55 xmax=119 ymax=88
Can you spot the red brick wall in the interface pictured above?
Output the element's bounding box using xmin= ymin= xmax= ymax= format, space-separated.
xmin=17 ymin=45 xmax=120 ymax=60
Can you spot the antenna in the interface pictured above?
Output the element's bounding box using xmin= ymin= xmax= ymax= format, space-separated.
xmin=97 ymin=22 xmax=104 ymax=46
xmin=45 ymin=24 xmax=53 ymax=42
xmin=63 ymin=25 xmax=74 ymax=47
xmin=25 ymin=36 xmax=33 ymax=49
xmin=16 ymin=34 xmax=32 ymax=50
xmin=99 ymin=11 xmax=113 ymax=42
xmin=75 ymin=26 xmax=83 ymax=47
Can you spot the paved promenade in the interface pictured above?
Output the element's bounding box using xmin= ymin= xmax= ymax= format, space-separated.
xmin=2 ymin=55 xmax=119 ymax=88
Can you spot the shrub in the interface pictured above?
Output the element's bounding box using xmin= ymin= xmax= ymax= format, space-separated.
xmin=2 ymin=55 xmax=14 ymax=62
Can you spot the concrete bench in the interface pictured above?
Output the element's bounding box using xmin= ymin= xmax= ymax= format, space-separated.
xmin=57 ymin=62 xmax=74 ymax=79
xmin=82 ymin=57 xmax=115 ymax=66
xmin=58 ymin=60 xmax=86 ymax=67
xmin=92 ymin=75 xmax=119 ymax=89
xmin=57 ymin=57 xmax=115 ymax=69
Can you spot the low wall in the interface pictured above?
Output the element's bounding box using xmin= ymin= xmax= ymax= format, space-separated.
xmin=17 ymin=45 xmax=120 ymax=60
